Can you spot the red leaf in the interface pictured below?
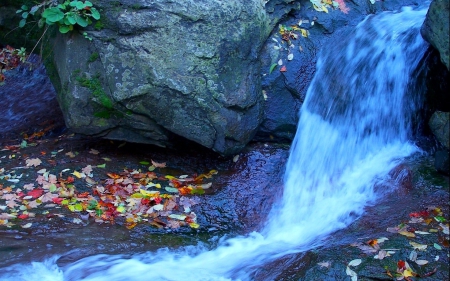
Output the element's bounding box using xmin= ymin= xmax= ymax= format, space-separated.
xmin=27 ymin=189 xmax=44 ymax=198
xmin=18 ymin=214 xmax=29 ymax=219
xmin=397 ymin=260 xmax=406 ymax=270
xmin=52 ymin=197 xmax=64 ymax=204
xmin=280 ymin=65 xmax=287 ymax=72
xmin=77 ymin=192 xmax=90 ymax=198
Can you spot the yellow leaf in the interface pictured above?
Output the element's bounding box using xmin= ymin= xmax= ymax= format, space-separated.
xmin=399 ymin=231 xmax=415 ymax=237
xmin=409 ymin=241 xmax=427 ymax=250
xmin=403 ymin=269 xmax=416 ymax=277
xmin=189 ymin=222 xmax=200 ymax=229
xmin=139 ymin=189 xmax=159 ymax=197
xmin=116 ymin=205 xmax=126 ymax=213
xmin=72 ymin=170 xmax=83 ymax=179
xmin=300 ymin=29 xmax=308 ymax=38
xmin=322 ymin=5 xmax=329 ymax=13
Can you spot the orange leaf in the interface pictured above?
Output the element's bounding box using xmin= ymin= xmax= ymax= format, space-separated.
xmin=107 ymin=173 xmax=121 ymax=179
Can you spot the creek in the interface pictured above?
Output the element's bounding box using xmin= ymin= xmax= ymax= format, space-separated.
xmin=1 ymin=3 xmax=444 ymax=281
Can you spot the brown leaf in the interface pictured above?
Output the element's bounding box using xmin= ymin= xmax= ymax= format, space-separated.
xmin=26 ymin=158 xmax=42 ymax=167
xmin=151 ymin=160 xmax=166 ymax=168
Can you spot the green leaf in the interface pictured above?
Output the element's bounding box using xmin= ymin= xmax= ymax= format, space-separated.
xmin=84 ymin=1 xmax=93 ymax=7
xmin=433 ymin=243 xmax=442 ymax=250
xmin=165 ymin=187 xmax=179 ymax=193
xmin=140 ymin=161 xmax=150 ymax=165
xmin=19 ymin=19 xmax=26 ymax=28
xmin=30 ymin=6 xmax=39 ymax=15
xmin=74 ymin=203 xmax=83 ymax=211
xmin=38 ymin=18 xmax=45 ymax=28
xmin=66 ymin=13 xmax=77 ymax=25
xmin=269 ymin=63 xmax=277 ymax=74
xmin=96 ymin=163 xmax=106 ymax=168
xmin=90 ymin=8 xmax=100 ymax=20
xmin=59 ymin=25 xmax=71 ymax=34
xmin=76 ymin=16 xmax=89 ymax=27
xmin=76 ymin=2 xmax=86 ymax=10
xmin=20 ymin=140 xmax=27 ymax=148
xmin=190 ymin=188 xmax=205 ymax=195
xmin=434 ymin=216 xmax=446 ymax=222
xmin=87 ymin=200 xmax=98 ymax=210
xmin=42 ymin=7 xmax=65 ymax=23
xmin=22 ymin=12 xmax=29 ymax=19
xmin=21 ymin=5 xmax=28 ymax=11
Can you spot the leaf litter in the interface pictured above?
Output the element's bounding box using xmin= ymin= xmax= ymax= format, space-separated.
xmin=346 ymin=206 xmax=449 ymax=280
xmin=0 ymin=138 xmax=218 ymax=231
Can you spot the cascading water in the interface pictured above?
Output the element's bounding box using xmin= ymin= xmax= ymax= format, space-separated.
xmin=1 ymin=4 xmax=430 ymax=281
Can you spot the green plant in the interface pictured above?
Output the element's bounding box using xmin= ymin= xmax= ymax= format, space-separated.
xmin=17 ymin=1 xmax=100 ymax=35
xmin=87 ymin=52 xmax=99 ymax=63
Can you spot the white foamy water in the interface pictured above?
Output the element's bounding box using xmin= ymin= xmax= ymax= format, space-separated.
xmin=0 ymin=4 xmax=430 ymax=281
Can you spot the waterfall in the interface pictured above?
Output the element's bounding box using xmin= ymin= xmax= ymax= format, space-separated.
xmin=0 ymin=4 xmax=430 ymax=281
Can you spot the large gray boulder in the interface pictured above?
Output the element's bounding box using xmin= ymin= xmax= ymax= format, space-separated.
xmin=421 ymin=0 xmax=450 ymax=70
xmin=50 ymin=0 xmax=299 ymax=156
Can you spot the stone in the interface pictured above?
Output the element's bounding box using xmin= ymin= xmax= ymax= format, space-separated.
xmin=434 ymin=150 xmax=449 ymax=175
xmin=49 ymin=0 xmax=299 ymax=156
xmin=421 ymin=0 xmax=450 ymax=70
xmin=429 ymin=111 xmax=450 ymax=149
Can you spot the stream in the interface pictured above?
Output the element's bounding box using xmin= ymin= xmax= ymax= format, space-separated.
xmin=1 ymin=2 xmax=448 ymax=281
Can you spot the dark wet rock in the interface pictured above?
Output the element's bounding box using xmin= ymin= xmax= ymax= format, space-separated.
xmin=196 ymin=143 xmax=289 ymax=232
xmin=434 ymin=150 xmax=449 ymax=175
xmin=424 ymin=48 xmax=450 ymax=113
xmin=421 ymin=0 xmax=450 ymax=70
xmin=388 ymin=164 xmax=414 ymax=191
xmin=429 ymin=111 xmax=450 ymax=149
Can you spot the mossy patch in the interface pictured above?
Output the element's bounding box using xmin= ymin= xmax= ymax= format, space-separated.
xmin=75 ymin=73 xmax=122 ymax=119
